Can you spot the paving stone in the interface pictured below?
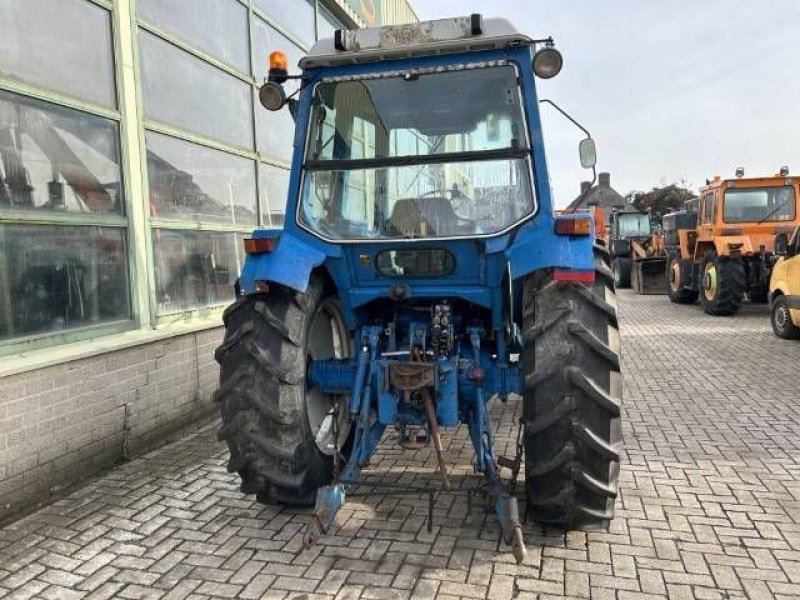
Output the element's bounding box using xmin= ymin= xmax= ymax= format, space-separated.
xmin=1 ymin=293 xmax=799 ymax=599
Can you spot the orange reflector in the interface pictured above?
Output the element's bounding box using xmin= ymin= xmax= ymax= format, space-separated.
xmin=269 ymin=50 xmax=289 ymax=72
xmin=553 ymin=269 xmax=595 ymax=283
xmin=555 ymin=217 xmax=592 ymax=236
xmin=244 ymin=237 xmax=277 ymax=254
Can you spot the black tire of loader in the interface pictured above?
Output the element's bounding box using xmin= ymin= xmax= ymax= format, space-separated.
xmin=522 ymin=245 xmax=622 ymax=528
xmin=667 ymin=253 xmax=699 ymax=304
xmin=699 ymin=252 xmax=745 ymax=316
xmin=612 ymin=257 xmax=632 ymax=289
xmin=214 ymin=278 xmax=341 ymax=506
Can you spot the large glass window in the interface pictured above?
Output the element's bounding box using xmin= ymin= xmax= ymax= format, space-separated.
xmin=254 ymin=0 xmax=316 ymax=47
xmin=152 ymin=229 xmax=242 ymax=314
xmin=253 ymin=18 xmax=305 ymax=163
xmin=146 ymin=132 xmax=257 ymax=226
xmin=0 ymin=224 xmax=130 ymax=341
xmin=138 ymin=0 xmax=250 ymax=73
xmin=0 ymin=1 xmax=130 ymax=352
xmin=0 ymin=90 xmax=123 ymax=215
xmin=616 ymin=213 xmax=651 ymax=237
xmin=701 ymin=193 xmax=715 ymax=224
xmin=301 ymin=159 xmax=534 ymax=239
xmin=299 ymin=65 xmax=534 ymax=241
xmin=139 ymin=31 xmax=253 ymax=149
xmin=0 ymin=0 xmax=116 ymax=107
xmin=306 ymin=68 xmax=527 ymax=164
xmin=259 ymin=162 xmax=289 ymax=226
xmin=723 ymin=186 xmax=796 ymax=223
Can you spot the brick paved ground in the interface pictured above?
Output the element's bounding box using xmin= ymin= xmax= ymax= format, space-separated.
xmin=1 ymin=291 xmax=800 ymax=599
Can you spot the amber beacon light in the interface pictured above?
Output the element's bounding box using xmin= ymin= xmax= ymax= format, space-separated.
xmin=259 ymin=50 xmax=291 ymax=111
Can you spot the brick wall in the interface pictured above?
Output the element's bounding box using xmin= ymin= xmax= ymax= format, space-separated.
xmin=0 ymin=328 xmax=222 ymax=521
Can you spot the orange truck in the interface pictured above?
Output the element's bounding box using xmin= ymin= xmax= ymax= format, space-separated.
xmin=665 ymin=168 xmax=800 ymax=315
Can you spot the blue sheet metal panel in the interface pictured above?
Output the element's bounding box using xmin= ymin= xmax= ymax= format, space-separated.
xmin=378 ymin=389 xmax=397 ymax=424
xmin=513 ymin=45 xmax=554 ymax=217
xmin=347 ymin=285 xmax=494 ymax=309
xmin=239 ymin=232 xmax=328 ymax=294
xmin=505 ymin=214 xmax=595 ymax=279
xmin=436 ymin=358 xmax=459 ymax=427
xmin=345 ymin=241 xmax=484 ymax=286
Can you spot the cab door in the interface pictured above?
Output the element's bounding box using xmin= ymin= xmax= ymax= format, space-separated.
xmin=695 ymin=191 xmax=716 ymax=258
xmin=788 ymin=229 xmax=800 ymax=325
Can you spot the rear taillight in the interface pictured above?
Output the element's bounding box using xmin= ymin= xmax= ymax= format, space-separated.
xmin=553 ymin=269 xmax=595 ymax=283
xmin=244 ymin=237 xmax=277 ymax=254
xmin=555 ymin=217 xmax=592 ymax=236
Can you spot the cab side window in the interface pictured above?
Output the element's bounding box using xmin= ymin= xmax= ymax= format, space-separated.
xmin=701 ymin=193 xmax=715 ymax=224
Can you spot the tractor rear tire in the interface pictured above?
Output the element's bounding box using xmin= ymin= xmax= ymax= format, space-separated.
xmin=771 ymin=294 xmax=800 ymax=339
xmin=699 ymin=252 xmax=745 ymax=316
xmin=612 ymin=258 xmax=632 ymax=289
xmin=522 ymin=245 xmax=622 ymax=529
xmin=215 ymin=277 xmax=351 ymax=505
xmin=667 ymin=253 xmax=698 ymax=304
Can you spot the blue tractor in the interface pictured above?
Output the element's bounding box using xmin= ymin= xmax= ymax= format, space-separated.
xmin=215 ymin=15 xmax=622 ymax=563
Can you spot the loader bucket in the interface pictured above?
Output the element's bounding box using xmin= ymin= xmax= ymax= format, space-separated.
xmin=632 ymin=257 xmax=668 ymax=295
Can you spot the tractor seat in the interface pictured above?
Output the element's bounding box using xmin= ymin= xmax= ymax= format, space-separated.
xmin=389 ymin=196 xmax=475 ymax=237
xmin=389 ymin=196 xmax=459 ymax=237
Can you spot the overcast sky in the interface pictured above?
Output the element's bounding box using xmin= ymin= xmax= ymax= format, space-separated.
xmin=416 ymin=1 xmax=800 ymax=207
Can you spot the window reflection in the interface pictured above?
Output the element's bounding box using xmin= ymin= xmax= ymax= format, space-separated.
xmin=146 ymin=132 xmax=257 ymax=226
xmin=259 ymin=163 xmax=289 ymax=226
xmin=153 ymin=229 xmax=240 ymax=314
xmin=138 ymin=0 xmax=249 ymax=72
xmin=254 ymin=0 xmax=315 ymax=47
xmin=0 ymin=225 xmax=130 ymax=340
xmin=253 ymin=17 xmax=304 ymax=163
xmin=0 ymin=90 xmax=122 ymax=215
xmin=0 ymin=0 xmax=116 ymax=107
xmin=139 ymin=30 xmax=253 ymax=149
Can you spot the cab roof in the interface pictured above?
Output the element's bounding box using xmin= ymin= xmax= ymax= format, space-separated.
xmin=299 ymin=15 xmax=533 ymax=70
xmin=701 ymin=173 xmax=797 ymax=193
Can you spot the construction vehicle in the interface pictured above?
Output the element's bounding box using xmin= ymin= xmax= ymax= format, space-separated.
xmin=630 ymin=227 xmax=668 ymax=295
xmin=214 ymin=16 xmax=622 ymax=564
xmin=769 ymin=226 xmax=800 ymax=338
xmin=664 ymin=169 xmax=800 ymax=315
xmin=601 ymin=208 xmax=657 ymax=289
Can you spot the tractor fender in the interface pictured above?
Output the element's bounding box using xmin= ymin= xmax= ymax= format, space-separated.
xmin=505 ymin=219 xmax=595 ymax=280
xmin=239 ymin=232 xmax=329 ymax=294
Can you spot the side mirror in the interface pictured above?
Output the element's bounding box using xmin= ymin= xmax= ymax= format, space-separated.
xmin=774 ymin=232 xmax=789 ymax=256
xmin=579 ymin=137 xmax=597 ymax=169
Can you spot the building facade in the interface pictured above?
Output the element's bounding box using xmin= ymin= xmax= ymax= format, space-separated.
xmin=0 ymin=0 xmax=416 ymax=519
xmin=566 ymin=172 xmax=627 ymax=212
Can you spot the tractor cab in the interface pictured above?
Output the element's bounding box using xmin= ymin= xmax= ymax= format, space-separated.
xmin=242 ymin=15 xmax=597 ymax=312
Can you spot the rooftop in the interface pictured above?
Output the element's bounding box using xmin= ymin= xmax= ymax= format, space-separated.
xmin=566 ymin=172 xmax=626 ymax=212
xmin=300 ymin=15 xmax=532 ymax=69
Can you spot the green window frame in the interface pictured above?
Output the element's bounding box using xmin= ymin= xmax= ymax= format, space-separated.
xmin=0 ymin=0 xmax=143 ymax=356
